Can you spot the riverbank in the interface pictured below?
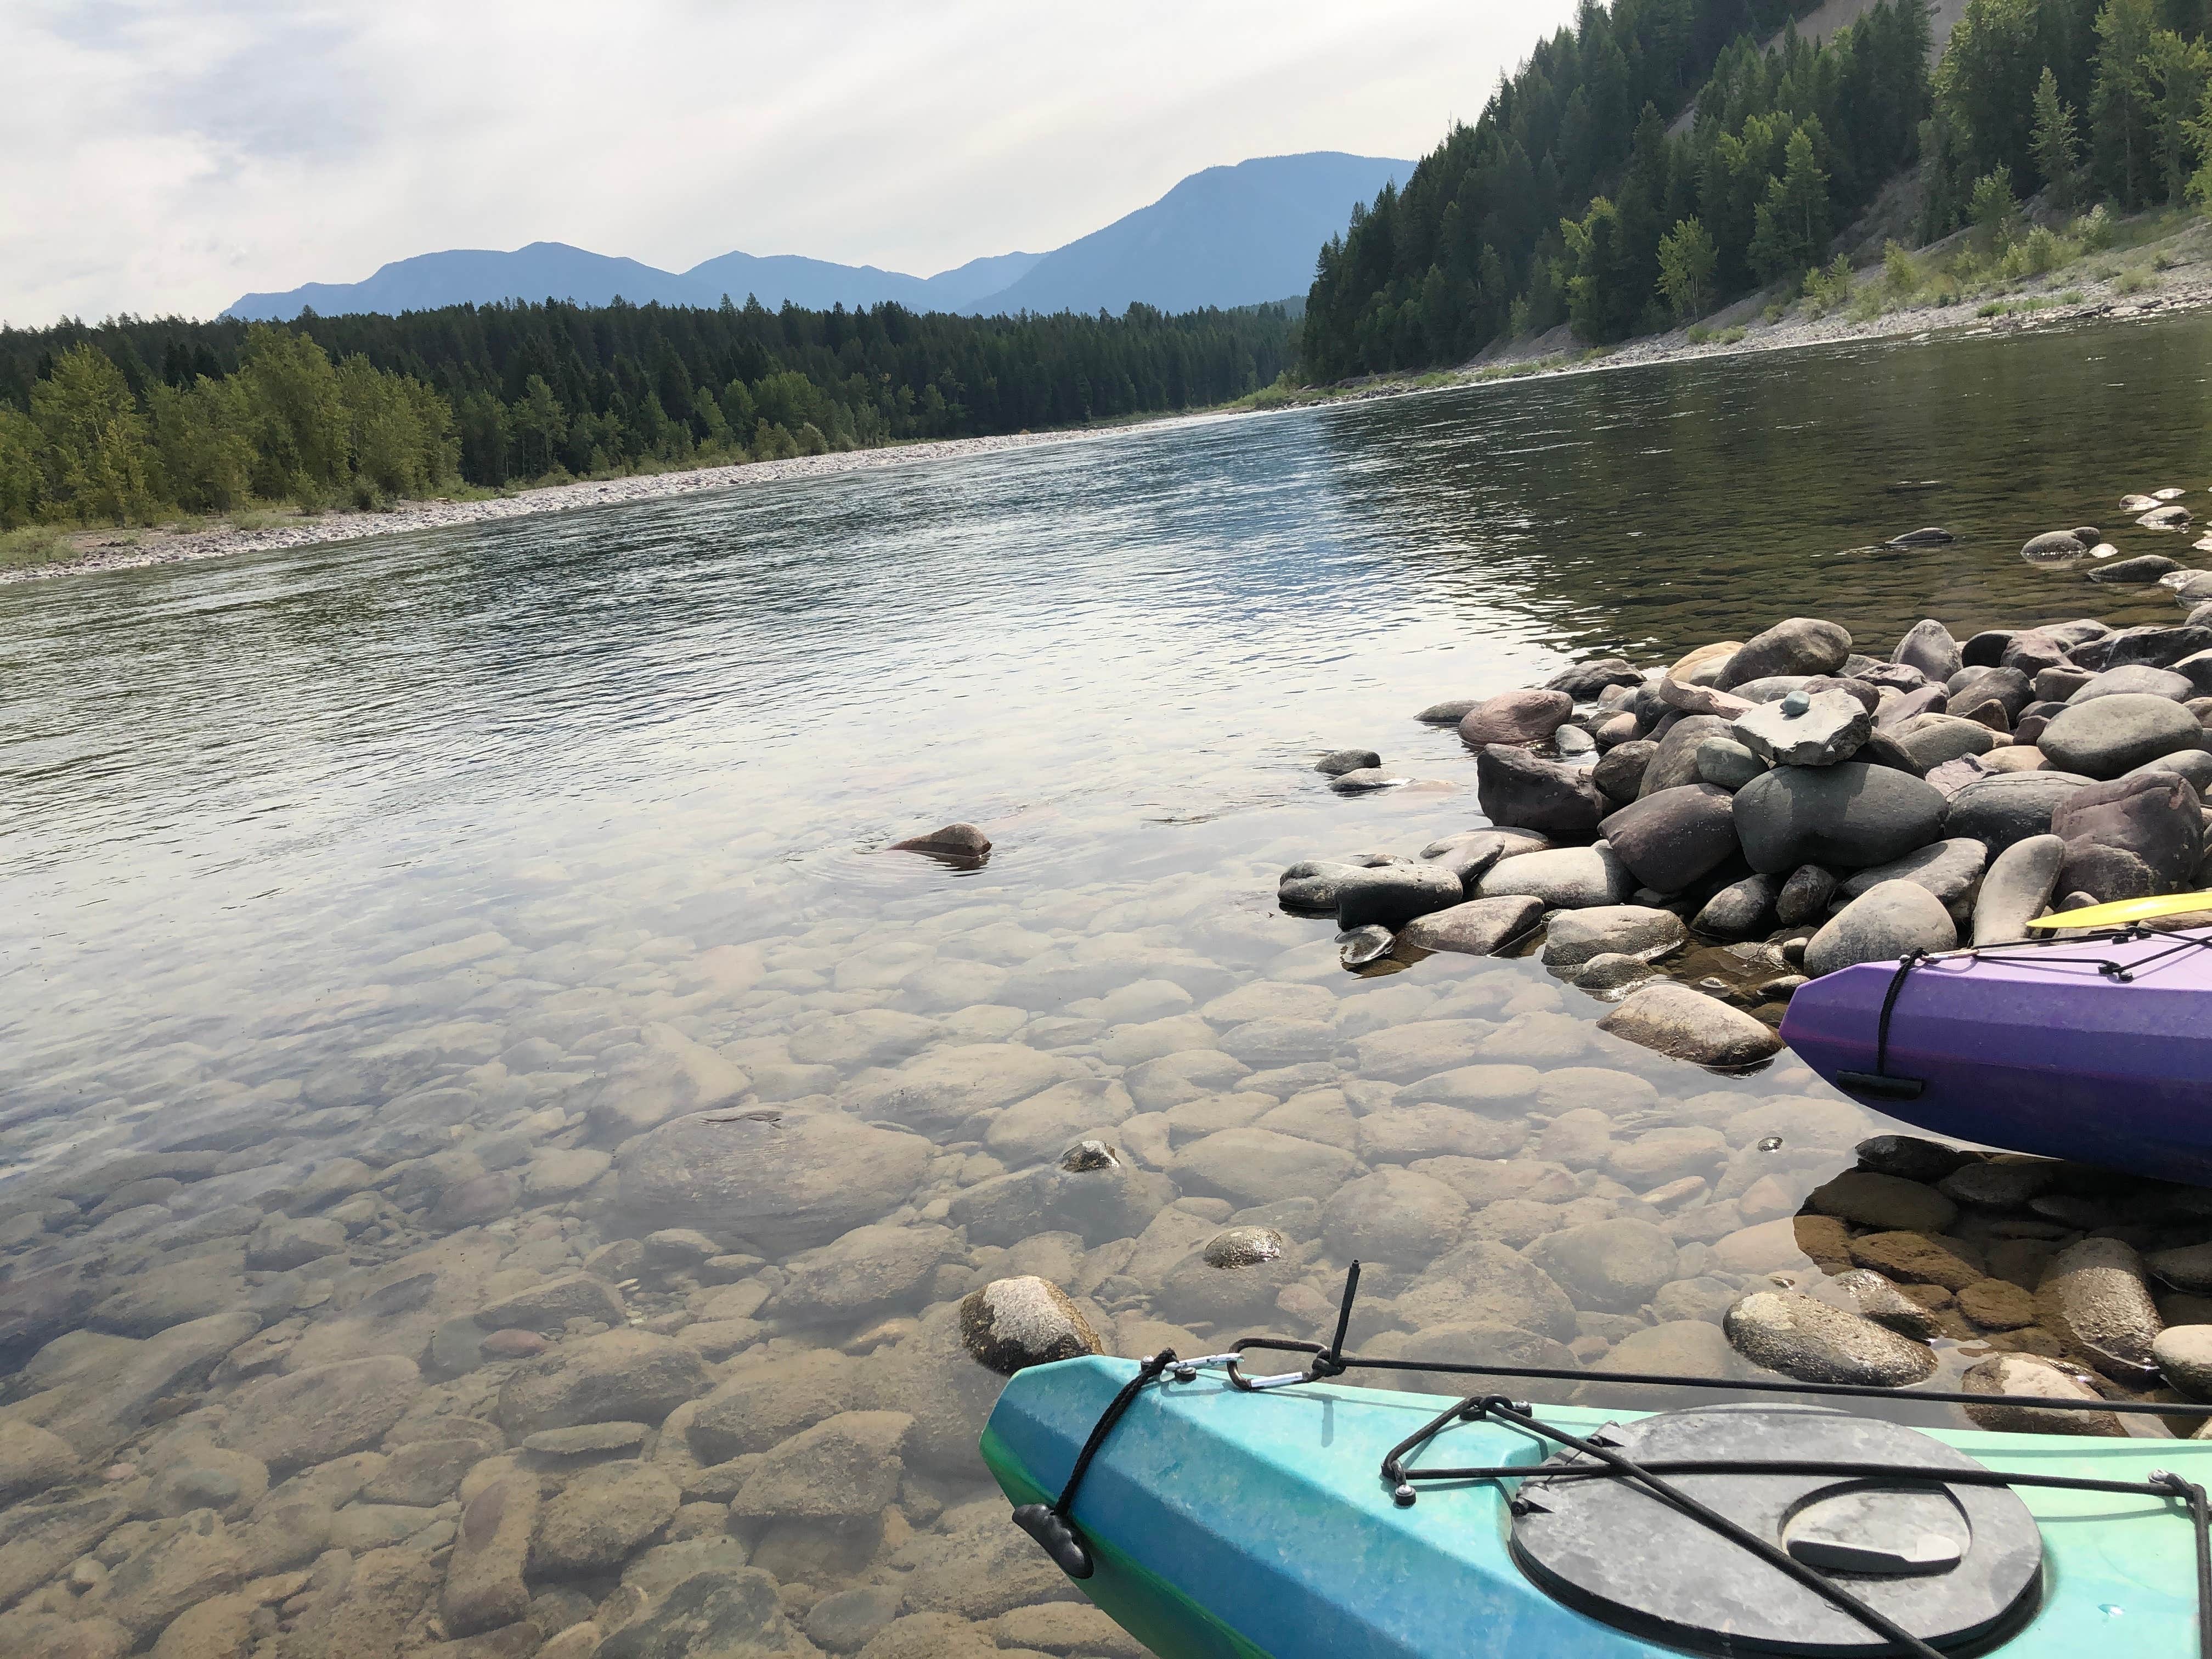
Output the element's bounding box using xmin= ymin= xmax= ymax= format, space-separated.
xmin=1288 ymin=207 xmax=2212 ymax=408
xmin=0 ymin=426 xmax=1156 ymax=586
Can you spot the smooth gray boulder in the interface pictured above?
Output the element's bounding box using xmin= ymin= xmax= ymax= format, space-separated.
xmin=1893 ymin=619 xmax=1963 ymax=683
xmin=1475 ymin=844 xmax=1634 ymax=909
xmin=1775 ymin=863 xmax=1838 ymax=924
xmin=1733 ymin=763 xmax=1946 ymax=873
xmin=1638 ymin=715 xmax=1731 ymax=795
xmin=1804 ymin=881 xmax=1958 ymax=977
xmin=1546 ymin=657 xmax=1644 ymax=698
xmin=1593 ymin=739 xmax=1657 ymax=802
xmin=1539 ymin=905 xmax=1687 ymax=969
xmin=1836 ymin=838 xmax=1987 ymax=909
xmin=1333 ymin=861 xmax=1467 ymax=929
xmin=1877 ymin=713 xmax=1996 ymax=775
xmin=2130 ymin=747 xmax=2212 ymax=791
xmin=1694 ymin=736 xmax=1767 ymax=789
xmin=1316 ymin=748 xmax=1381 ymax=776
xmin=2021 ymin=530 xmax=2092 ymax=564
xmin=1733 ymin=689 xmax=1871 ymax=766
xmin=2050 ymin=771 xmax=2206 ymax=902
xmin=1945 ymin=664 xmax=2034 ymax=718
xmin=1694 ymin=872 xmax=1781 ymax=938
xmin=1475 ymin=745 xmax=1606 ymax=837
xmin=1421 ymin=827 xmax=1551 ymax=889
xmin=1460 ymin=689 xmax=1575 ymax=746
xmin=2069 ymin=664 xmax=2194 ymax=703
xmin=1943 ymin=771 xmax=2095 ymax=852
xmin=2074 ymin=624 xmax=2212 ymax=672
xmin=1972 ymin=834 xmax=2066 ymax=944
xmin=1716 ymin=618 xmax=1852 ymax=690
xmin=1598 ymin=784 xmax=1741 ymax=891
xmin=1595 ymin=981 xmax=1782 ymax=1068
xmin=2036 ymin=1237 xmax=2162 ymax=1383
xmin=617 ymin=1109 xmax=930 ymax=1252
xmin=2040 ymin=693 xmax=2204 ymax=778
xmin=2089 ymin=552 xmax=2186 ymax=584
xmin=1397 ymin=895 xmax=1545 ymax=956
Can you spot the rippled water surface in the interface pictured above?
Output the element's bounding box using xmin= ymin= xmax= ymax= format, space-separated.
xmin=3 ymin=313 xmax=2210 ymax=1655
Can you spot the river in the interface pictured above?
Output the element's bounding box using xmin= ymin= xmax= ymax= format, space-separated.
xmin=1 ymin=312 xmax=2206 ymax=1652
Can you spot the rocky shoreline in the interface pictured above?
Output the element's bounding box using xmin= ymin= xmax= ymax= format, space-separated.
xmin=0 ymin=428 xmax=1140 ymax=588
xmin=1277 ymin=496 xmax=2212 ymax=1072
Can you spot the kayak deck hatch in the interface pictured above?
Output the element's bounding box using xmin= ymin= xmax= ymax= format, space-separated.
xmin=984 ymin=1264 xmax=2212 ymax=1658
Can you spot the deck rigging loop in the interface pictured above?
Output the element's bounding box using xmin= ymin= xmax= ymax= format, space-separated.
xmin=1015 ymin=1263 xmax=2212 ymax=1656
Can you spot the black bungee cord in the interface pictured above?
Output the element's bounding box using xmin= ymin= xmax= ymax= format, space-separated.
xmin=1019 ymin=1262 xmax=2212 ymax=1657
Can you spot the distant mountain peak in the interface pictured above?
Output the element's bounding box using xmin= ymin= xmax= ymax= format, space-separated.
xmin=224 ymin=151 xmax=1413 ymax=323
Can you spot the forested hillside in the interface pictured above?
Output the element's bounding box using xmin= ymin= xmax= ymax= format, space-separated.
xmin=1304 ymin=0 xmax=2212 ymax=375
xmin=0 ymin=298 xmax=1294 ymax=527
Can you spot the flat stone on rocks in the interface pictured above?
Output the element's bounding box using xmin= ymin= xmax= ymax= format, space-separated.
xmin=1806 ymin=1170 xmax=1958 ymax=1231
xmin=617 ymin=1108 xmax=930 ymax=1252
xmin=1734 ymin=689 xmax=1872 ymax=766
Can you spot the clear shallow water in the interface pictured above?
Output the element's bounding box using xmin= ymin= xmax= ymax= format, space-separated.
xmin=2 ymin=313 xmax=2209 ymax=1651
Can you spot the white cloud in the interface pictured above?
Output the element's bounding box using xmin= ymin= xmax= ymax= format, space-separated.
xmin=0 ymin=0 xmax=1579 ymax=325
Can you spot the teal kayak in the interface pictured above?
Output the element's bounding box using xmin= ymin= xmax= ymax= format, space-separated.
xmin=981 ymin=1352 xmax=2212 ymax=1658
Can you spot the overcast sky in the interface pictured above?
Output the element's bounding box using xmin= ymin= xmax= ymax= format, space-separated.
xmin=4 ymin=0 xmax=1580 ymax=326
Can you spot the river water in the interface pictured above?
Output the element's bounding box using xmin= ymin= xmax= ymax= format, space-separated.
xmin=1 ymin=313 xmax=2207 ymax=1652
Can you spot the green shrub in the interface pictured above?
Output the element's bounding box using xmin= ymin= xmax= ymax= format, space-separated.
xmin=2075 ymin=205 xmax=2114 ymax=251
xmin=1882 ymin=240 xmax=1918 ymax=295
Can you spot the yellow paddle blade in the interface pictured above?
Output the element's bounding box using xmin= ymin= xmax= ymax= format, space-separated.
xmin=2024 ymin=889 xmax=2212 ymax=930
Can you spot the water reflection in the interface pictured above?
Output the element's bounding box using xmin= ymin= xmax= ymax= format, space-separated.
xmin=0 ymin=313 xmax=2207 ymax=1654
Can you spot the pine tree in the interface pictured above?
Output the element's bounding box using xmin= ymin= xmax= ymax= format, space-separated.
xmin=2093 ymin=0 xmax=2159 ymax=206
xmin=30 ymin=345 xmax=158 ymax=524
xmin=2145 ymin=29 xmax=2212 ymax=202
xmin=1656 ymin=218 xmax=1720 ymax=319
xmin=1750 ymin=125 xmax=1834 ymax=283
xmin=2029 ymin=65 xmax=2083 ymax=209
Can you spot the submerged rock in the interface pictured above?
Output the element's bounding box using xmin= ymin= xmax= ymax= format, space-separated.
xmin=1723 ymin=1290 xmax=1937 ymax=1386
xmin=1961 ymin=1354 xmax=2124 ymax=1435
xmin=2036 ymin=1238 xmax=2163 ymax=1383
xmin=1595 ymin=981 xmax=1781 ymax=1068
xmin=958 ymin=1277 xmax=1105 ymax=1376
xmin=890 ymin=822 xmax=991 ymax=864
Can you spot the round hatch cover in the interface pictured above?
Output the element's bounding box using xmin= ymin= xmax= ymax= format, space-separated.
xmin=1509 ymin=1404 xmax=2042 ymax=1655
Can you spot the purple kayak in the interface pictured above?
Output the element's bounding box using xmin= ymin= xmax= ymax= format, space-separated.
xmin=1779 ymin=926 xmax=2212 ymax=1184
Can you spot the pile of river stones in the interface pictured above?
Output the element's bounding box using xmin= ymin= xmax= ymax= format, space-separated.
xmin=1282 ymin=573 xmax=2212 ymax=1069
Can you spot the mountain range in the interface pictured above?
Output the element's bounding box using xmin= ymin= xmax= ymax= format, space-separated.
xmin=224 ymin=153 xmax=1412 ymax=323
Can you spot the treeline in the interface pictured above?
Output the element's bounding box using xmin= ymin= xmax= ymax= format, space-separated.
xmin=1304 ymin=0 xmax=1928 ymax=369
xmin=1924 ymin=0 xmax=2212 ymax=231
xmin=0 ymin=297 xmax=1295 ymax=524
xmin=1305 ymin=0 xmax=2212 ymax=373
xmin=0 ymin=329 xmax=455 ymax=529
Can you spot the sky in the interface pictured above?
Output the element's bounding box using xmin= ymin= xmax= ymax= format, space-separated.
xmin=2 ymin=0 xmax=1581 ymax=326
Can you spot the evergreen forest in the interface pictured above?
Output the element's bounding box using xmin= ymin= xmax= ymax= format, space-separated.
xmin=1302 ymin=0 xmax=2212 ymax=375
xmin=0 ymin=300 xmax=1294 ymax=529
